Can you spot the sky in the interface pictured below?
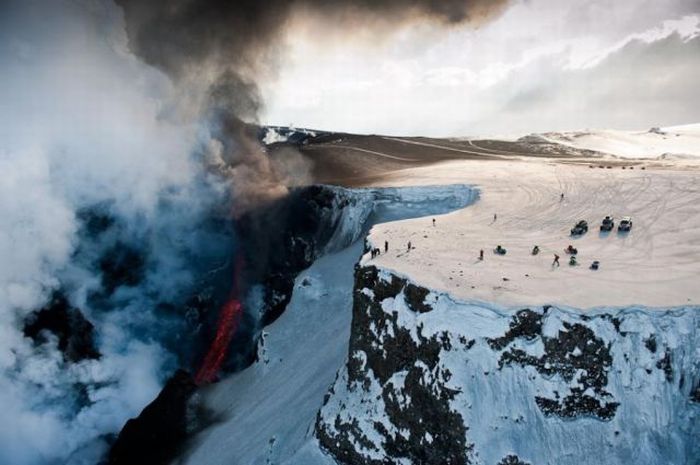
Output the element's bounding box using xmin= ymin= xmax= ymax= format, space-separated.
xmin=261 ymin=0 xmax=700 ymax=137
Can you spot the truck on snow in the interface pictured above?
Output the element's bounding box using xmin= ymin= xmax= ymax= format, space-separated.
xmin=570 ymin=220 xmax=588 ymax=236
xmin=600 ymin=216 xmax=615 ymax=232
xmin=618 ymin=216 xmax=633 ymax=232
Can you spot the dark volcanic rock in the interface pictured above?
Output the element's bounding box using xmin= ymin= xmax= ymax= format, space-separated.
xmin=317 ymin=265 xmax=473 ymax=465
xmin=656 ymin=349 xmax=674 ymax=383
xmin=494 ymin=313 xmax=619 ymax=420
xmin=644 ymin=335 xmax=657 ymax=353
xmin=487 ymin=308 xmax=544 ymax=351
xmin=99 ymin=241 xmax=147 ymax=293
xmin=691 ymin=381 xmax=700 ymax=403
xmin=404 ymin=283 xmax=433 ymax=313
xmin=238 ymin=185 xmax=364 ymax=326
xmin=23 ymin=293 xmax=100 ymax=363
xmin=498 ymin=455 xmax=531 ymax=465
xmin=109 ymin=370 xmax=197 ymax=465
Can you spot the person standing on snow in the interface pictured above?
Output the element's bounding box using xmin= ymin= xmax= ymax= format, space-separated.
xmin=553 ymin=254 xmax=560 ymax=267
xmin=385 ymin=241 xmax=388 ymax=253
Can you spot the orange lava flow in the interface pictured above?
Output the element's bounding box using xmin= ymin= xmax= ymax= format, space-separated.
xmin=194 ymin=257 xmax=244 ymax=386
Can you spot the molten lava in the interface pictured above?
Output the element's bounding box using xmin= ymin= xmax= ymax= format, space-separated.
xmin=194 ymin=258 xmax=244 ymax=386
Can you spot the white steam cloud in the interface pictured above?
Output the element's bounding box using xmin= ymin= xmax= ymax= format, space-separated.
xmin=0 ymin=1 xmax=233 ymax=463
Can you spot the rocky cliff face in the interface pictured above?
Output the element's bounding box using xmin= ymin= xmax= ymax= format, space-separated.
xmin=316 ymin=265 xmax=700 ymax=465
xmin=108 ymin=370 xmax=199 ymax=465
xmin=238 ymin=185 xmax=374 ymax=327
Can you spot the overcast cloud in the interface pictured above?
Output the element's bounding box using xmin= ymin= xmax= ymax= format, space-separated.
xmin=261 ymin=0 xmax=700 ymax=136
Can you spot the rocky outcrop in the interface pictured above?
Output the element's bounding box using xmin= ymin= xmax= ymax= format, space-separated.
xmin=108 ymin=370 xmax=198 ymax=465
xmin=238 ymin=185 xmax=373 ymax=326
xmin=316 ymin=265 xmax=700 ymax=465
xmin=497 ymin=455 xmax=531 ymax=465
xmin=490 ymin=309 xmax=619 ymax=420
xmin=317 ymin=266 xmax=474 ymax=465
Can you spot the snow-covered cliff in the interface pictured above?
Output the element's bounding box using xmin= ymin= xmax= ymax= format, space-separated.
xmin=182 ymin=176 xmax=698 ymax=465
xmin=316 ymin=265 xmax=700 ymax=465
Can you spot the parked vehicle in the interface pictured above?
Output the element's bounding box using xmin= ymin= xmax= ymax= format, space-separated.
xmin=565 ymin=245 xmax=578 ymax=255
xmin=494 ymin=245 xmax=507 ymax=255
xmin=590 ymin=260 xmax=600 ymax=270
xmin=618 ymin=216 xmax=633 ymax=232
xmin=600 ymin=216 xmax=615 ymax=231
xmin=571 ymin=220 xmax=588 ymax=235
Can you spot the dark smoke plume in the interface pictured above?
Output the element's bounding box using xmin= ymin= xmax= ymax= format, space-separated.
xmin=116 ymin=0 xmax=509 ymax=211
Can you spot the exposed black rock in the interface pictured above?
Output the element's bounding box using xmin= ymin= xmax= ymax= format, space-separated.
xmin=535 ymin=391 xmax=618 ymax=420
xmin=487 ymin=309 xmax=544 ymax=351
xmin=108 ymin=370 xmax=198 ymax=465
xmin=317 ymin=265 xmax=473 ymax=465
xmin=656 ymin=349 xmax=673 ymax=383
xmin=494 ymin=312 xmax=619 ymax=420
xmin=691 ymin=381 xmax=700 ymax=403
xmin=23 ymin=293 xmax=100 ymax=363
xmin=98 ymin=241 xmax=147 ymax=293
xmin=644 ymin=335 xmax=657 ymax=353
xmin=498 ymin=455 xmax=531 ymax=465
xmin=238 ymin=185 xmax=363 ymax=326
xmin=404 ymin=283 xmax=433 ymax=313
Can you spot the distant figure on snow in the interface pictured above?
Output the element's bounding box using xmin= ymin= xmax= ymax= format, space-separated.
xmin=553 ymin=254 xmax=560 ymax=267
xmin=432 ymin=218 xmax=436 ymax=227
xmin=385 ymin=241 xmax=389 ymax=253
xmin=479 ymin=249 xmax=484 ymax=260
xmin=560 ymin=193 xmax=564 ymax=201
xmin=407 ymin=241 xmax=412 ymax=251
xmin=493 ymin=213 xmax=497 ymax=222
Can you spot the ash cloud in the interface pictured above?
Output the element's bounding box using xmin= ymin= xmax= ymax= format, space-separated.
xmin=116 ymin=0 xmax=509 ymax=212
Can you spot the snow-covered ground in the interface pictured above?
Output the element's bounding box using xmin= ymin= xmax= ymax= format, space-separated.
xmin=536 ymin=124 xmax=700 ymax=159
xmin=365 ymin=159 xmax=700 ymax=308
xmin=184 ymin=151 xmax=700 ymax=465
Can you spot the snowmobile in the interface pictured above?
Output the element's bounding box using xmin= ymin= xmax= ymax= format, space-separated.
xmin=590 ymin=260 xmax=600 ymax=270
xmin=569 ymin=256 xmax=577 ymax=266
xmin=531 ymin=245 xmax=540 ymax=255
xmin=494 ymin=245 xmax=507 ymax=255
xmin=565 ymin=245 xmax=578 ymax=255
